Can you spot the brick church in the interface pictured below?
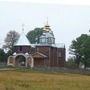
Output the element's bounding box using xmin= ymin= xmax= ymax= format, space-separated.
xmin=7 ymin=22 xmax=66 ymax=68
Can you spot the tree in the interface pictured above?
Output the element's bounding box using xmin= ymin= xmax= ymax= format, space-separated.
xmin=80 ymin=36 xmax=90 ymax=68
xmin=3 ymin=30 xmax=20 ymax=53
xmin=69 ymin=34 xmax=88 ymax=68
xmin=27 ymin=28 xmax=43 ymax=44
xmin=0 ymin=49 xmax=6 ymax=62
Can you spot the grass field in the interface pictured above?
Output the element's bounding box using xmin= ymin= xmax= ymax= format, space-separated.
xmin=0 ymin=69 xmax=90 ymax=90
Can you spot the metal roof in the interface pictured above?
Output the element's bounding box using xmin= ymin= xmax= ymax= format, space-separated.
xmin=34 ymin=43 xmax=65 ymax=48
xmin=14 ymin=32 xmax=31 ymax=46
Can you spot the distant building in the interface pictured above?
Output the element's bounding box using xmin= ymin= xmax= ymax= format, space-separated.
xmin=7 ymin=22 xmax=66 ymax=68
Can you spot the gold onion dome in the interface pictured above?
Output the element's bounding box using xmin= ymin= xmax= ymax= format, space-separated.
xmin=43 ymin=20 xmax=51 ymax=32
xmin=39 ymin=20 xmax=55 ymax=44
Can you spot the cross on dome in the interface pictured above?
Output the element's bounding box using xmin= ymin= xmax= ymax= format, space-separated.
xmin=22 ymin=24 xmax=25 ymax=32
xmin=43 ymin=18 xmax=51 ymax=32
xmin=45 ymin=17 xmax=49 ymax=26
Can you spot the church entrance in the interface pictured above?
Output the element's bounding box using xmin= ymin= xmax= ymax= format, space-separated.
xmin=34 ymin=58 xmax=44 ymax=67
xmin=15 ymin=55 xmax=26 ymax=67
xmin=32 ymin=52 xmax=47 ymax=67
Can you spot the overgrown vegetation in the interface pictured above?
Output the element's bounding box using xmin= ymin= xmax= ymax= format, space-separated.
xmin=69 ymin=33 xmax=90 ymax=69
xmin=0 ymin=70 xmax=90 ymax=90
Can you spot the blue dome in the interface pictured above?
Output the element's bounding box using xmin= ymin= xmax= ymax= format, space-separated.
xmin=39 ymin=30 xmax=55 ymax=45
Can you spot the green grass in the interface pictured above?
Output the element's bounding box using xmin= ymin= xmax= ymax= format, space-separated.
xmin=0 ymin=69 xmax=90 ymax=90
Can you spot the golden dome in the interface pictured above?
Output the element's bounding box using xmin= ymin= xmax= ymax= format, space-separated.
xmin=43 ymin=19 xmax=51 ymax=32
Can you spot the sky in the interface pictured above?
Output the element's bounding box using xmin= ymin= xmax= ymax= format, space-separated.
xmin=0 ymin=0 xmax=90 ymax=60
